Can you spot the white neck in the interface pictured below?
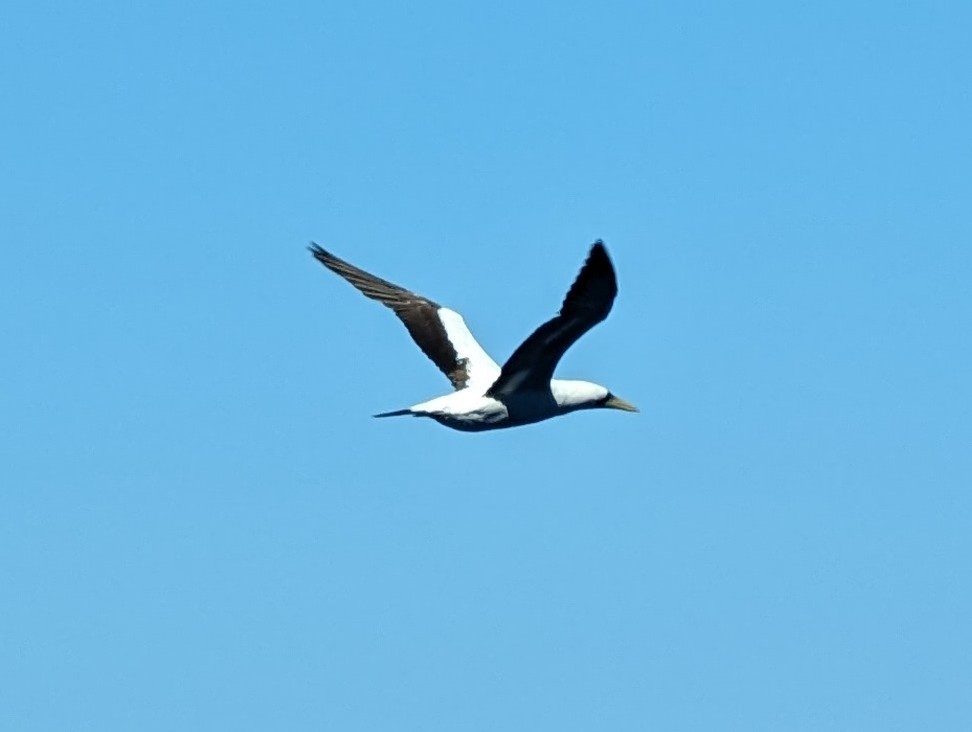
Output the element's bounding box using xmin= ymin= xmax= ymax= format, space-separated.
xmin=550 ymin=379 xmax=609 ymax=410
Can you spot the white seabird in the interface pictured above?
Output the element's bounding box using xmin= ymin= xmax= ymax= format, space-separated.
xmin=309 ymin=240 xmax=638 ymax=431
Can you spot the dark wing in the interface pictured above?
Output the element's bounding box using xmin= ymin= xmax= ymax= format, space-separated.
xmin=487 ymin=241 xmax=618 ymax=397
xmin=309 ymin=244 xmax=477 ymax=390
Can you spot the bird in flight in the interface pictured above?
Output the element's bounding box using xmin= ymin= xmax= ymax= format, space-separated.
xmin=309 ymin=240 xmax=637 ymax=431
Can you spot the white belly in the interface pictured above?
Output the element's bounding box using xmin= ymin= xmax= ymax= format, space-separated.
xmin=408 ymin=386 xmax=568 ymax=432
xmin=410 ymin=390 xmax=510 ymax=431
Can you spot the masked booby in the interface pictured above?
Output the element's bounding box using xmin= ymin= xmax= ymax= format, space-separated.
xmin=309 ymin=240 xmax=637 ymax=431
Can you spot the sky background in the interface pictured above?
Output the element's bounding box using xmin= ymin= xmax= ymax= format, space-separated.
xmin=2 ymin=1 xmax=970 ymax=730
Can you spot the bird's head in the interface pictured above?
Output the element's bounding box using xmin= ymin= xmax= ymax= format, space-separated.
xmin=551 ymin=380 xmax=639 ymax=414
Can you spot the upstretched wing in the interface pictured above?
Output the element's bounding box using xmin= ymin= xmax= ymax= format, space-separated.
xmin=487 ymin=241 xmax=617 ymax=397
xmin=309 ymin=244 xmax=500 ymax=391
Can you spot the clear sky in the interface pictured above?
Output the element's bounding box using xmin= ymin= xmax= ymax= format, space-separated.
xmin=2 ymin=1 xmax=970 ymax=730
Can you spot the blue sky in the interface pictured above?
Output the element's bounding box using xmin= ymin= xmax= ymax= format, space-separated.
xmin=2 ymin=1 xmax=970 ymax=729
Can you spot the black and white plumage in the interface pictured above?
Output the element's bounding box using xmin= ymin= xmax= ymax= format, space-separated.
xmin=309 ymin=241 xmax=637 ymax=431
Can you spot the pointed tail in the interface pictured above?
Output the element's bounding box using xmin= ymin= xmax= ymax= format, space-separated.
xmin=372 ymin=408 xmax=414 ymax=418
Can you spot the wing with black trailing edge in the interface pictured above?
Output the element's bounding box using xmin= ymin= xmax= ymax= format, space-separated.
xmin=309 ymin=244 xmax=500 ymax=391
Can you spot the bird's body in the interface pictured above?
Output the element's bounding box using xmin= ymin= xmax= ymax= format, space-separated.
xmin=397 ymin=378 xmax=611 ymax=432
xmin=309 ymin=241 xmax=637 ymax=431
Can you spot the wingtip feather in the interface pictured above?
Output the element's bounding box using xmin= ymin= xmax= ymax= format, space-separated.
xmin=589 ymin=240 xmax=609 ymax=259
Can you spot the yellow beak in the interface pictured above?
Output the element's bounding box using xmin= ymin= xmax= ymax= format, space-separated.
xmin=604 ymin=395 xmax=639 ymax=412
